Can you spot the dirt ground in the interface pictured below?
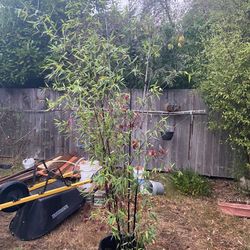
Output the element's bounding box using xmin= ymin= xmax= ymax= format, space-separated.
xmin=0 ymin=165 xmax=249 ymax=250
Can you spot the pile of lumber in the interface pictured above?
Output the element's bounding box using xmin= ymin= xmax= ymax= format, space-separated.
xmin=0 ymin=155 xmax=83 ymax=185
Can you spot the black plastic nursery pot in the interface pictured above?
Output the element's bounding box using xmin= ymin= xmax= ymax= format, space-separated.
xmin=161 ymin=131 xmax=174 ymax=140
xmin=99 ymin=235 xmax=138 ymax=250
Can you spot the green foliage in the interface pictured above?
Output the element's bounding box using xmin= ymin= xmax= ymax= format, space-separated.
xmin=0 ymin=0 xmax=41 ymax=86
xmin=180 ymin=1 xmax=211 ymax=87
xmin=0 ymin=0 xmax=67 ymax=87
xmin=197 ymin=0 xmax=250 ymax=168
xmin=170 ymin=169 xmax=211 ymax=197
xmin=0 ymin=0 xmax=195 ymax=89
xmin=33 ymin=1 xmax=168 ymax=248
xmin=235 ymin=163 xmax=250 ymax=180
xmin=120 ymin=2 xmax=193 ymax=89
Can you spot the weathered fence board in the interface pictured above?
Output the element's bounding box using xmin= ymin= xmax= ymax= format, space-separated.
xmin=0 ymin=88 xmax=236 ymax=177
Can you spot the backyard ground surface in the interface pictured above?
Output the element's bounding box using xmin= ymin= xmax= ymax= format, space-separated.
xmin=0 ymin=161 xmax=249 ymax=250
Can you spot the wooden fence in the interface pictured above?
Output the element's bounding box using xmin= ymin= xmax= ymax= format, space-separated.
xmin=0 ymin=88 xmax=236 ymax=177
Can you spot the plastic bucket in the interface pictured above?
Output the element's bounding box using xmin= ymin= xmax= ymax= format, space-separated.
xmin=150 ymin=180 xmax=164 ymax=195
xmin=79 ymin=160 xmax=102 ymax=191
xmin=141 ymin=180 xmax=164 ymax=195
xmin=22 ymin=158 xmax=35 ymax=169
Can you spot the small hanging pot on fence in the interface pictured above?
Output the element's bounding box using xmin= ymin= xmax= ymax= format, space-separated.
xmin=161 ymin=126 xmax=174 ymax=141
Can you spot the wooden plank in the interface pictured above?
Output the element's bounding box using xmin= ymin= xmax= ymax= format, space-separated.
xmin=55 ymin=156 xmax=79 ymax=174
xmin=0 ymin=155 xmax=71 ymax=184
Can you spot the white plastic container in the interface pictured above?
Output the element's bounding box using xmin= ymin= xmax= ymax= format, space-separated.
xmin=22 ymin=158 xmax=35 ymax=169
xmin=133 ymin=166 xmax=144 ymax=184
xmin=141 ymin=180 xmax=164 ymax=195
xmin=79 ymin=160 xmax=102 ymax=191
xmin=150 ymin=180 xmax=164 ymax=195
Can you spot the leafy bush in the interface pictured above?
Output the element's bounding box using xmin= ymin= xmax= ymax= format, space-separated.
xmin=197 ymin=0 xmax=250 ymax=171
xmin=0 ymin=0 xmax=67 ymax=87
xmin=170 ymin=169 xmax=211 ymax=197
xmin=234 ymin=162 xmax=250 ymax=180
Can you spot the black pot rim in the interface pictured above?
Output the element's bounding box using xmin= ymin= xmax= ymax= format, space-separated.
xmin=99 ymin=234 xmax=138 ymax=250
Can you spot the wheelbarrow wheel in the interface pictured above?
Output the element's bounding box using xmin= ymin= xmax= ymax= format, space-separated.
xmin=0 ymin=181 xmax=30 ymax=213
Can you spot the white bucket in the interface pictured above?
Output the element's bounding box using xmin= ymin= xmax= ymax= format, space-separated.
xmin=150 ymin=180 xmax=164 ymax=195
xmin=22 ymin=158 xmax=35 ymax=169
xmin=79 ymin=160 xmax=102 ymax=191
xmin=141 ymin=180 xmax=164 ymax=195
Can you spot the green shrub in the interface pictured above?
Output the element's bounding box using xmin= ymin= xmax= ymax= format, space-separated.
xmin=170 ymin=169 xmax=211 ymax=197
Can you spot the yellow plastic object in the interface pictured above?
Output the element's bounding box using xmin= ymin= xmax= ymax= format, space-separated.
xmin=28 ymin=171 xmax=76 ymax=192
xmin=0 ymin=179 xmax=91 ymax=211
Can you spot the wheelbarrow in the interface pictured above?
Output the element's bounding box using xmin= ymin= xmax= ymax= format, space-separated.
xmin=0 ymin=159 xmax=95 ymax=241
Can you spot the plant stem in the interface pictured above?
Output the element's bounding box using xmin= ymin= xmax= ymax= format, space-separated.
xmin=127 ymin=89 xmax=132 ymax=234
xmin=133 ymin=179 xmax=139 ymax=232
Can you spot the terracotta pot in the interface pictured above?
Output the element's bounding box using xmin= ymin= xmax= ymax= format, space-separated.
xmin=164 ymin=103 xmax=181 ymax=112
xmin=218 ymin=201 xmax=250 ymax=218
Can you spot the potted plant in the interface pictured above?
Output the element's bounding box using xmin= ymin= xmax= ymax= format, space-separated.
xmin=33 ymin=8 xmax=165 ymax=250
xmin=91 ymin=90 xmax=164 ymax=249
xmin=29 ymin=1 xmax=169 ymax=247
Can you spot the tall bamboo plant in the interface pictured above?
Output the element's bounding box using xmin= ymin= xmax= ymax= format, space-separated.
xmin=30 ymin=1 xmax=167 ymax=248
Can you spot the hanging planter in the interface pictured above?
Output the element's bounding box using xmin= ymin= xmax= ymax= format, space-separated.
xmin=161 ymin=126 xmax=174 ymax=141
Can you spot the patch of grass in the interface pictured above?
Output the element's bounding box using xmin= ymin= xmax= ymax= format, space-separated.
xmin=169 ymin=169 xmax=212 ymax=197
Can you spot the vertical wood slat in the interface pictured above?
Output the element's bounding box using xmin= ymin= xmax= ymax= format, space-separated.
xmin=0 ymin=88 xmax=236 ymax=177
